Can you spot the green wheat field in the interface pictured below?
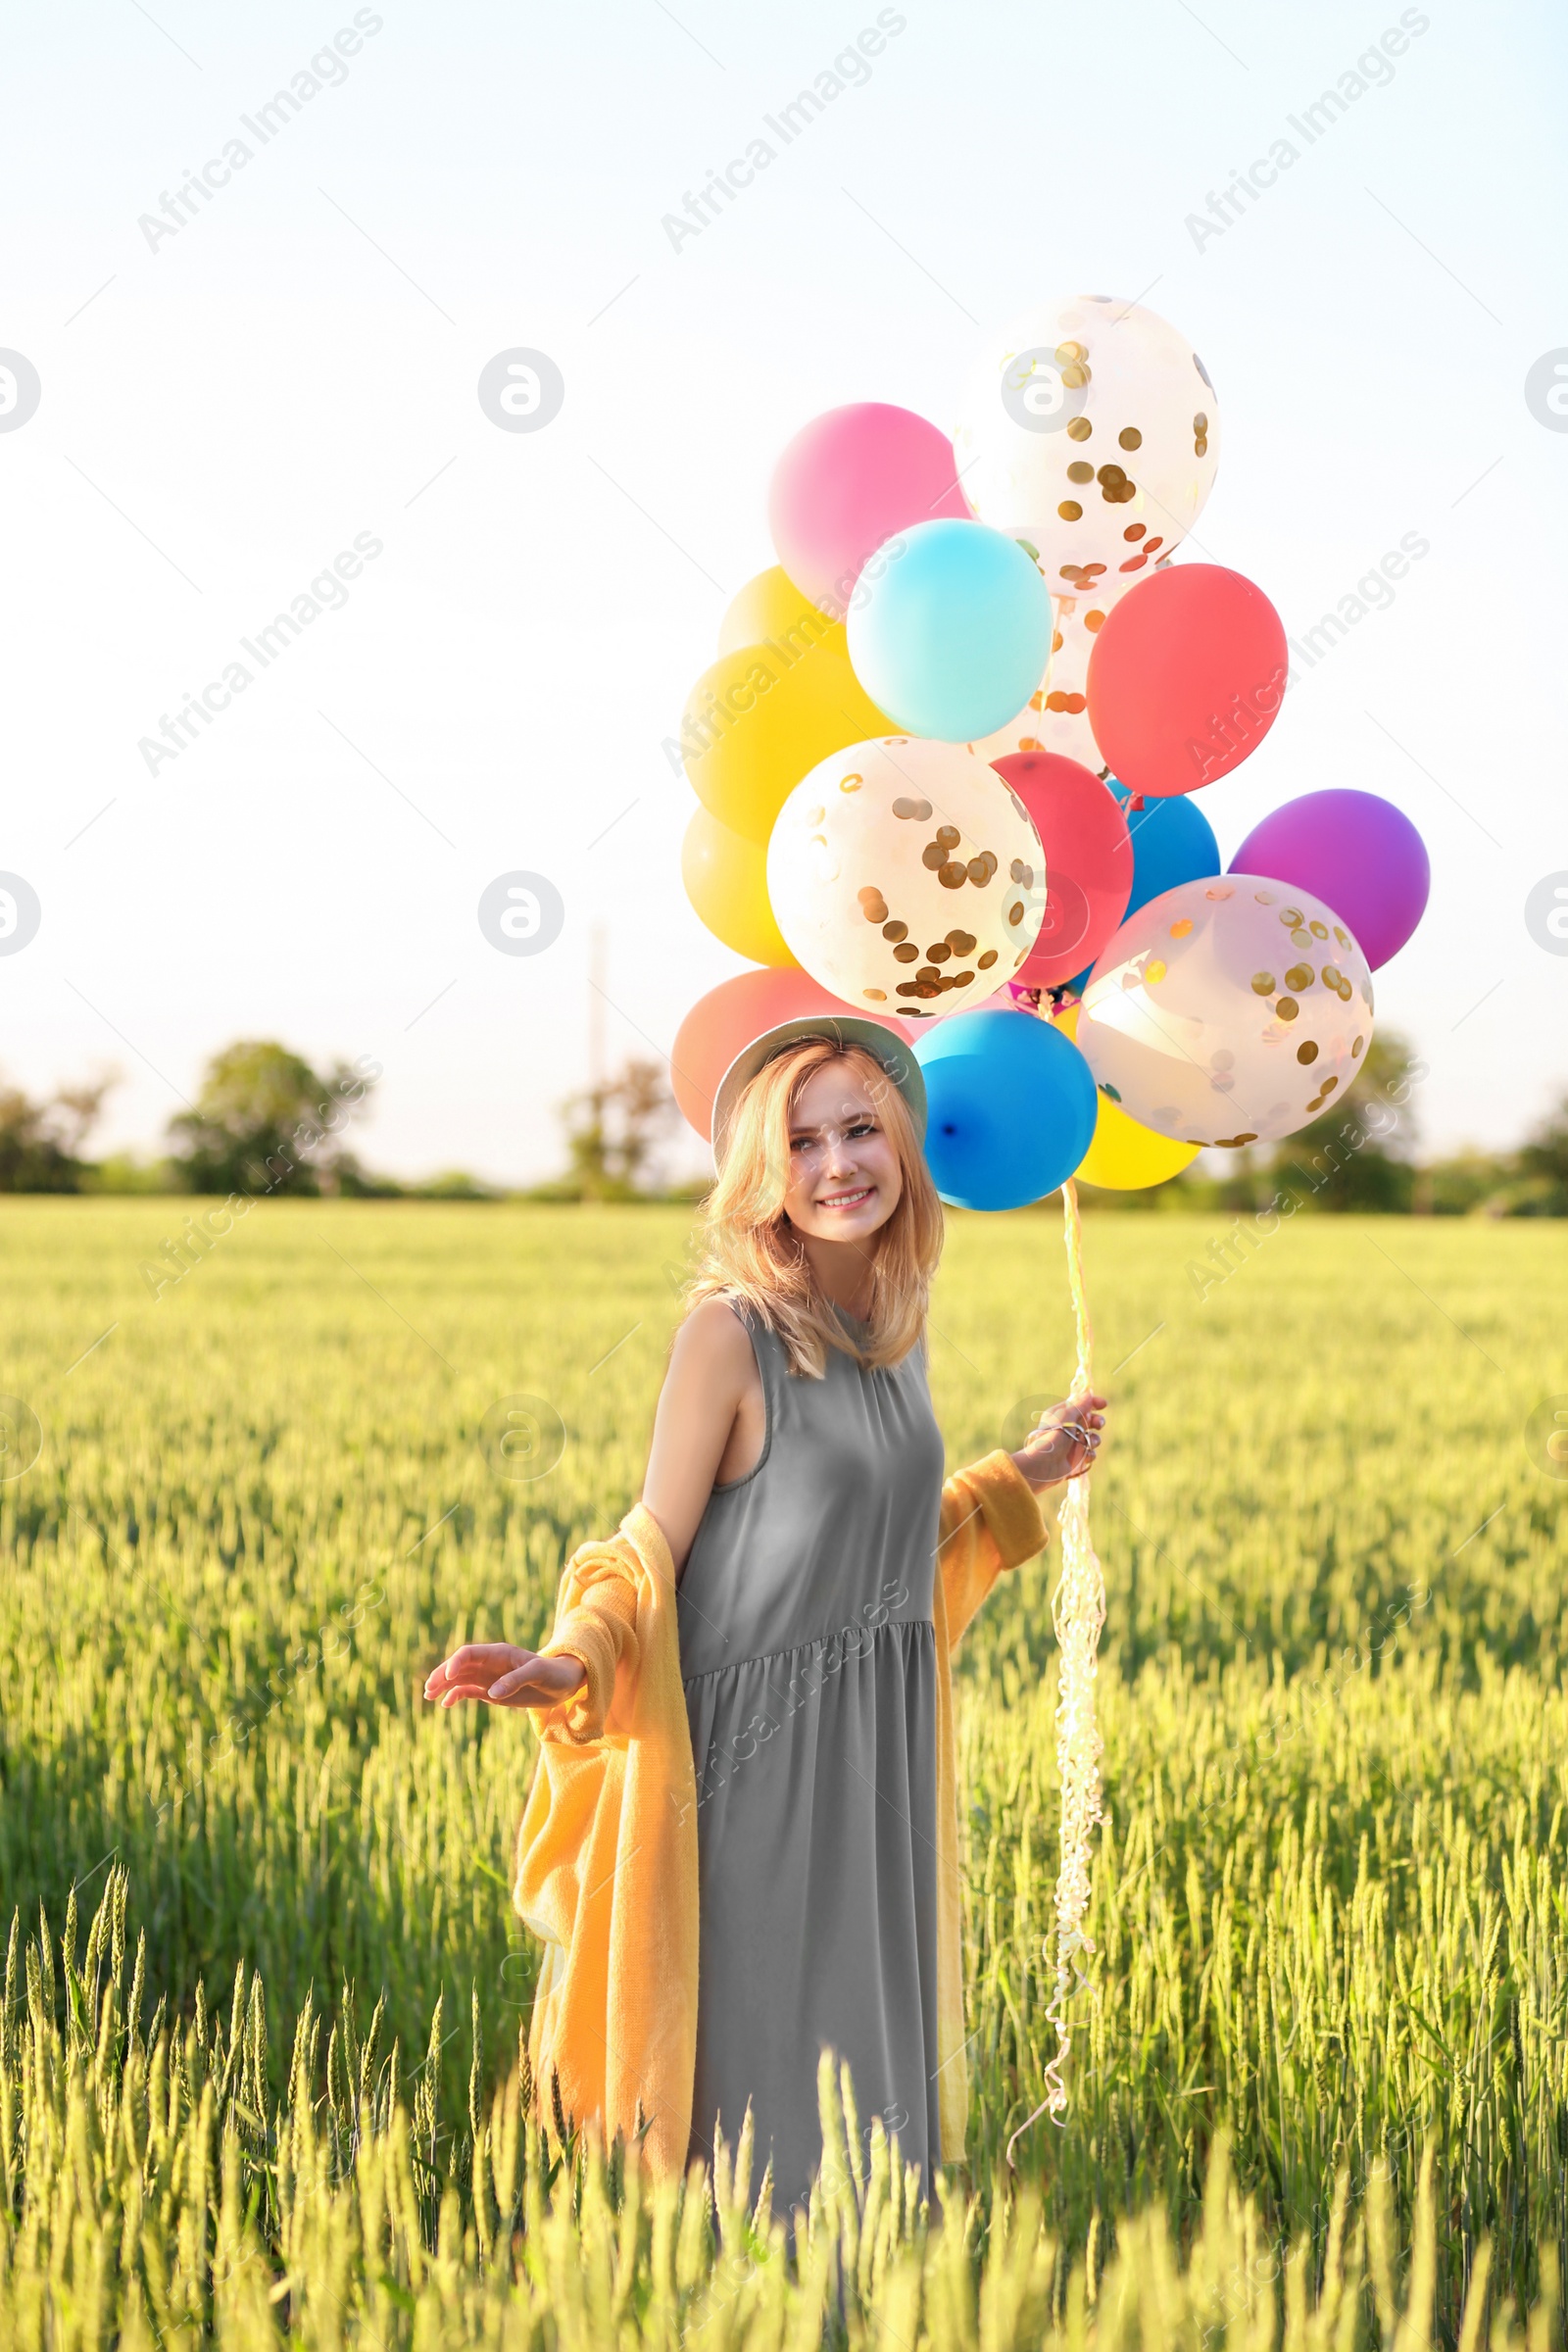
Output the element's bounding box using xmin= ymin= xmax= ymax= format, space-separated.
xmin=2 ymin=1199 xmax=1566 ymax=2347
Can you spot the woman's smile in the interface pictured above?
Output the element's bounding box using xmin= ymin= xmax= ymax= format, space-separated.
xmin=817 ymin=1183 xmax=875 ymax=1210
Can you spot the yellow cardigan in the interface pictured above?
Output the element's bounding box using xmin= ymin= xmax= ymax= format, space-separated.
xmin=512 ymin=1449 xmax=1048 ymax=2179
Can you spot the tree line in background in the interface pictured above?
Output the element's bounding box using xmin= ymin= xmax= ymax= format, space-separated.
xmin=1093 ymin=1030 xmax=1568 ymax=1218
xmin=0 ymin=1041 xmax=703 ymax=1205
xmin=0 ymin=1032 xmax=1565 ymax=1213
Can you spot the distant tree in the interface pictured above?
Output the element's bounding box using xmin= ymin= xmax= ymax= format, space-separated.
xmin=0 ymin=1073 xmax=113 ymax=1192
xmin=1265 ymin=1029 xmax=1423 ymax=1211
xmin=546 ymin=1058 xmax=677 ymax=1201
xmin=416 ymin=1171 xmax=500 ymax=1200
xmin=167 ymin=1042 xmax=377 ymax=1197
xmin=1414 ymin=1149 xmax=1518 ymax=1217
xmin=1514 ymin=1092 xmax=1568 ymax=1215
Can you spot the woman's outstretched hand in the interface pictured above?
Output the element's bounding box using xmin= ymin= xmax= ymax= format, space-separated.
xmin=422 ymin=1642 xmax=586 ymax=1710
xmin=1010 ymin=1393 xmax=1108 ymax=1491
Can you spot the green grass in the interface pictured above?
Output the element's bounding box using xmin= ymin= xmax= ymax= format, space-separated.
xmin=1 ymin=1199 xmax=1566 ymax=2343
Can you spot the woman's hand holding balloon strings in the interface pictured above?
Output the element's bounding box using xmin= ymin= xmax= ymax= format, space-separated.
xmin=1009 ymin=1392 xmax=1107 ymax=1491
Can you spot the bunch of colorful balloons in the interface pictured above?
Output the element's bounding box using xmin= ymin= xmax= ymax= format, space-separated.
xmin=672 ymin=294 xmax=1432 ymax=1209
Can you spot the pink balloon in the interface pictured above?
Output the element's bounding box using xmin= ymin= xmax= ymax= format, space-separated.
xmin=993 ymin=752 xmax=1134 ymax=987
xmin=768 ymin=404 xmax=969 ymax=620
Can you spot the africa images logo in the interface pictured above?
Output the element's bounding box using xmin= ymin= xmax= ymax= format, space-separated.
xmin=1525 ymin=873 xmax=1568 ymax=956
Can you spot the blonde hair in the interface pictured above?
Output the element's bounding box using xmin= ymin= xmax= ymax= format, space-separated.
xmin=687 ymin=1040 xmax=943 ymax=1378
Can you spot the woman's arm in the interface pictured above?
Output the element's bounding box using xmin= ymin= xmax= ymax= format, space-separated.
xmin=423 ymin=1299 xmax=753 ymax=1713
xmin=939 ymin=1394 xmax=1108 ymax=1654
xmin=641 ymin=1297 xmax=759 ymax=1574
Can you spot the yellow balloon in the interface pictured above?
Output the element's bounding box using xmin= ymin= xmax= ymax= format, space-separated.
xmin=680 ymin=636 xmax=892 ymax=844
xmin=681 ymin=806 xmax=797 ymax=966
xmin=718 ymin=566 xmax=841 ymax=660
xmin=1054 ymin=1005 xmax=1200 ymax=1190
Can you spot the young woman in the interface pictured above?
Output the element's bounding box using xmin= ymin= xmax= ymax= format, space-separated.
xmin=425 ymin=1017 xmax=1105 ymax=2208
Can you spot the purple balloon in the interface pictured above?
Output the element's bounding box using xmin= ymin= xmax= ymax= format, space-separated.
xmin=1228 ymin=789 xmax=1429 ymax=969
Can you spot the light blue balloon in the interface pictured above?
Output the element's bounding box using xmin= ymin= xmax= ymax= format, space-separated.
xmin=915 ymin=1010 xmax=1099 ymax=1210
xmin=847 ymin=518 xmax=1051 ymax=743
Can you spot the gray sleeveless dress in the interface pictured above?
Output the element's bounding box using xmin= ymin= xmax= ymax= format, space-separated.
xmin=677 ymin=1300 xmax=948 ymax=2210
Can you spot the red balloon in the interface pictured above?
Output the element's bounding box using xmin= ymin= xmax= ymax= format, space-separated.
xmin=670 ymin=969 xmax=913 ymax=1142
xmin=993 ymin=752 xmax=1133 ymax=987
xmin=1086 ymin=564 xmax=1288 ymax=798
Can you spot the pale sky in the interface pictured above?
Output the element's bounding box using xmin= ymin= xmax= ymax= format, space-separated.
xmin=2 ymin=0 xmax=1563 ymax=1183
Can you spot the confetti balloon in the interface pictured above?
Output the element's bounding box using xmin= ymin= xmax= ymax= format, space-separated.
xmin=1035 ymin=589 xmax=1116 ymax=767
xmin=1075 ymin=876 xmax=1375 ymax=1149
xmin=1053 ymin=1005 xmax=1200 ymax=1190
xmin=767 ymin=738 xmax=1046 ymax=1022
xmin=953 ymin=296 xmax=1220 ymax=594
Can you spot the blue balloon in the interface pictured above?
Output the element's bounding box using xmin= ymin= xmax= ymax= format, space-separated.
xmin=915 ymin=1010 xmax=1098 ymax=1210
xmin=847 ymin=518 xmax=1051 ymax=743
xmin=1064 ymin=779 xmax=1220 ymax=992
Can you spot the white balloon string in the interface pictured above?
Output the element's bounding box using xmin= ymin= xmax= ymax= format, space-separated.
xmin=1005 ymin=1176 xmax=1106 ymax=2166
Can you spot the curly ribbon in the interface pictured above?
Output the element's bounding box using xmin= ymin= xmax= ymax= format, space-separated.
xmin=1006 ymin=1174 xmax=1106 ymax=2164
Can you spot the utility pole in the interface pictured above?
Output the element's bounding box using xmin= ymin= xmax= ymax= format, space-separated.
xmin=587 ymin=922 xmax=608 ymax=1096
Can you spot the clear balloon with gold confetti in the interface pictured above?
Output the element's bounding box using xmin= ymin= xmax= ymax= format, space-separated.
xmin=766 ymin=737 xmax=1046 ymax=1020
xmin=954 ymin=295 xmax=1220 ymax=596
